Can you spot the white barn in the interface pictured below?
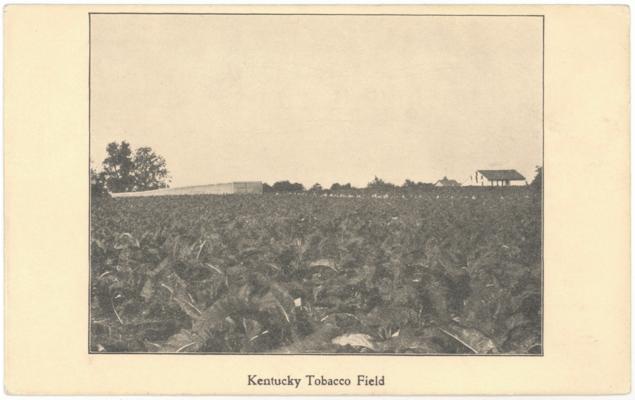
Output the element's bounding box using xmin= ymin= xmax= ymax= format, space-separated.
xmin=111 ymin=181 xmax=263 ymax=198
xmin=469 ymin=170 xmax=527 ymax=187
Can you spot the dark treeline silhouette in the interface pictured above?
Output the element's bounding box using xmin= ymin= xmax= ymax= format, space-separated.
xmin=263 ymin=181 xmax=305 ymax=193
xmin=264 ymin=177 xmax=434 ymax=194
xmin=330 ymin=182 xmax=353 ymax=191
xmin=92 ymin=140 xmax=542 ymax=197
xmin=265 ymin=167 xmax=542 ymax=194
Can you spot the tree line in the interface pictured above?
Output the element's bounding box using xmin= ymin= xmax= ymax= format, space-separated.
xmin=265 ymin=168 xmax=543 ymax=193
xmin=92 ymin=141 xmax=543 ymax=196
xmin=263 ymin=176 xmax=436 ymax=194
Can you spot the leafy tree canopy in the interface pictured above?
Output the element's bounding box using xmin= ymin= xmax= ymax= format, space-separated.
xmin=402 ymin=179 xmax=434 ymax=190
xmin=90 ymin=167 xmax=110 ymax=198
xmin=133 ymin=146 xmax=170 ymax=191
xmin=330 ymin=183 xmax=353 ymax=191
xmin=309 ymin=183 xmax=323 ymax=192
xmin=367 ymin=176 xmax=395 ymax=191
xmin=270 ymin=180 xmax=305 ymax=192
xmin=98 ymin=141 xmax=171 ymax=193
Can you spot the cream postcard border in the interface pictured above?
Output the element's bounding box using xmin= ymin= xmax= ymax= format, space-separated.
xmin=4 ymin=4 xmax=630 ymax=395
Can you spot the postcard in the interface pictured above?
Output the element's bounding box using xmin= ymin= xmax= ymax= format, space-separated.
xmin=4 ymin=4 xmax=630 ymax=395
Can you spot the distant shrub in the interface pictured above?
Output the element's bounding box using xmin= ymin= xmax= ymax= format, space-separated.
xmin=270 ymin=180 xmax=305 ymax=193
xmin=90 ymin=168 xmax=110 ymax=198
xmin=330 ymin=183 xmax=353 ymax=191
xmin=530 ymin=166 xmax=542 ymax=193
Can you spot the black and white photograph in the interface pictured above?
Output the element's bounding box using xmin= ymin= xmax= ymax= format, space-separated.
xmin=89 ymin=13 xmax=543 ymax=355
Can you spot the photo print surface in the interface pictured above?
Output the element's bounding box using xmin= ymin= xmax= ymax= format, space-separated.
xmin=89 ymin=13 xmax=543 ymax=355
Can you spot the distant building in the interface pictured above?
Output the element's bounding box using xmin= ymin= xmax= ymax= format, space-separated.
xmin=434 ymin=176 xmax=461 ymax=187
xmin=470 ymin=170 xmax=526 ymax=186
xmin=111 ymin=181 xmax=263 ymax=197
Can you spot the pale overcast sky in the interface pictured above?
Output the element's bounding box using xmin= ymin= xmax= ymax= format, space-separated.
xmin=90 ymin=14 xmax=542 ymax=188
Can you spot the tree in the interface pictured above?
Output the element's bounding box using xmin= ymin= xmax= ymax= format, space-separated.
xmin=309 ymin=183 xmax=323 ymax=192
xmin=330 ymin=182 xmax=352 ymax=191
xmin=99 ymin=142 xmax=170 ymax=193
xmin=367 ymin=176 xmax=395 ymax=191
xmin=271 ymin=180 xmax=305 ymax=192
xmin=132 ymin=146 xmax=171 ymax=191
xmin=402 ymin=179 xmax=434 ymax=191
xmin=402 ymin=179 xmax=416 ymax=188
xmin=531 ymin=166 xmax=542 ymax=191
xmin=101 ymin=141 xmax=136 ymax=193
xmin=90 ymin=167 xmax=109 ymax=198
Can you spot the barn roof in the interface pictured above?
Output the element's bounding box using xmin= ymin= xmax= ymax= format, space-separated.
xmin=478 ymin=169 xmax=526 ymax=181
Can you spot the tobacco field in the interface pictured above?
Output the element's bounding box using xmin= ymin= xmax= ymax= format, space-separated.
xmin=90 ymin=188 xmax=542 ymax=354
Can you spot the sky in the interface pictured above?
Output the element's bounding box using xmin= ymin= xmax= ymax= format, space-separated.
xmin=90 ymin=14 xmax=543 ymax=188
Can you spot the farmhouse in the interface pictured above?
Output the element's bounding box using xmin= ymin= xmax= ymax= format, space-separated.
xmin=434 ymin=176 xmax=461 ymax=187
xmin=469 ymin=170 xmax=526 ymax=186
xmin=111 ymin=181 xmax=263 ymax=197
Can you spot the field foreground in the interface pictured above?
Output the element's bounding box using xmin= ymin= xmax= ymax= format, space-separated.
xmin=90 ymin=189 xmax=542 ymax=354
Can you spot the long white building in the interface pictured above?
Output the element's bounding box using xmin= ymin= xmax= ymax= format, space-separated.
xmin=111 ymin=181 xmax=263 ymax=197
